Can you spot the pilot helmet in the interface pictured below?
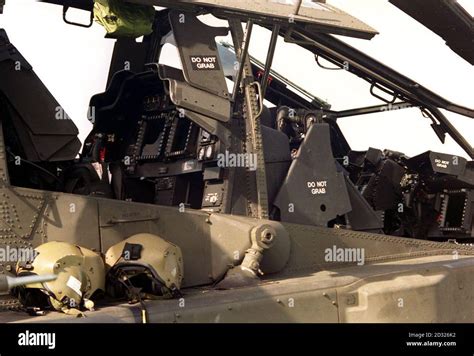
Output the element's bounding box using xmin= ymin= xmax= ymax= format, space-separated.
xmin=16 ymin=241 xmax=105 ymax=313
xmin=105 ymin=233 xmax=183 ymax=299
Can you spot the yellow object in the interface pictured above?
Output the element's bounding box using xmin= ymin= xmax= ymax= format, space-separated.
xmin=93 ymin=0 xmax=155 ymax=38
xmin=17 ymin=241 xmax=105 ymax=312
xmin=106 ymin=233 xmax=184 ymax=292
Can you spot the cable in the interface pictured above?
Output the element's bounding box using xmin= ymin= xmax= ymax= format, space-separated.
xmin=116 ymin=270 xmax=149 ymax=324
xmin=6 ymin=150 xmax=62 ymax=184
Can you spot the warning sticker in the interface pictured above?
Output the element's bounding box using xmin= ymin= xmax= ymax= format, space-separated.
xmin=190 ymin=55 xmax=220 ymax=70
xmin=66 ymin=275 xmax=83 ymax=297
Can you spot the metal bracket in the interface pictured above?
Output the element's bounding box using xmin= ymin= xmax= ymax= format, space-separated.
xmin=315 ymin=54 xmax=343 ymax=71
xmin=251 ymin=81 xmax=264 ymax=119
xmin=370 ymin=81 xmax=398 ymax=104
xmin=421 ymin=108 xmax=446 ymax=144
xmin=63 ymin=5 xmax=93 ymax=28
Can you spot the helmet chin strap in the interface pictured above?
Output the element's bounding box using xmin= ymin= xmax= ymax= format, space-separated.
xmin=115 ymin=269 xmax=149 ymax=324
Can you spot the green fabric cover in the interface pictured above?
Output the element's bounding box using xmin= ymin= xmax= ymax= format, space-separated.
xmin=93 ymin=0 xmax=155 ymax=38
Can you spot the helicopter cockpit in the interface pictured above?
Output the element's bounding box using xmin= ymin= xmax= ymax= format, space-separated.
xmin=1 ymin=1 xmax=473 ymax=243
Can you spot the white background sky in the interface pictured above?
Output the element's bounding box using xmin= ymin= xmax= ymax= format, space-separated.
xmin=0 ymin=0 xmax=473 ymax=158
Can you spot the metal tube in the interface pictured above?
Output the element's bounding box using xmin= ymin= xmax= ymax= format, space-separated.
xmin=231 ymin=20 xmax=254 ymax=102
xmin=261 ymin=24 xmax=280 ymax=98
xmin=329 ymin=102 xmax=414 ymax=119
xmin=0 ymin=274 xmax=57 ymax=293
xmin=284 ymin=29 xmax=474 ymax=158
xmin=294 ymin=0 xmax=303 ymax=15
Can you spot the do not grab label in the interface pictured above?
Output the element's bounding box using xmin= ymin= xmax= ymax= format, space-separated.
xmin=190 ymin=55 xmax=220 ymax=70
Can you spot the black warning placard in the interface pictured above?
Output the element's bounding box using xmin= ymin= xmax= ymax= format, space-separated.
xmin=190 ymin=55 xmax=220 ymax=71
